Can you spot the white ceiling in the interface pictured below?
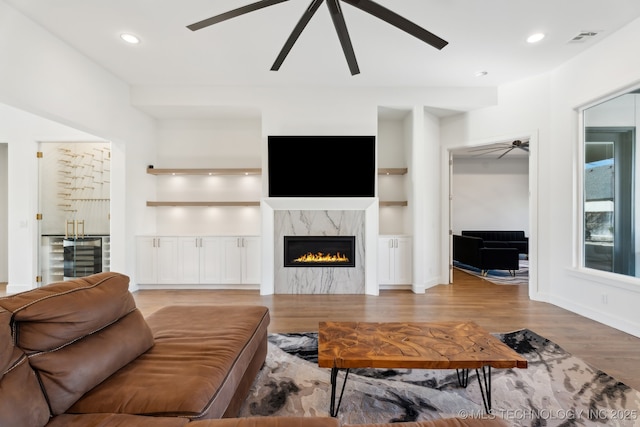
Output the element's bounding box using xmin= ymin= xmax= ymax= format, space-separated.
xmin=6 ymin=0 xmax=640 ymax=118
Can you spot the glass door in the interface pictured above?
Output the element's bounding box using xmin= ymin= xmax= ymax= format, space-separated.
xmin=38 ymin=142 xmax=111 ymax=285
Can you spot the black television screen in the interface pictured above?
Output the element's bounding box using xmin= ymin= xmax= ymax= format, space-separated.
xmin=268 ymin=135 xmax=375 ymax=197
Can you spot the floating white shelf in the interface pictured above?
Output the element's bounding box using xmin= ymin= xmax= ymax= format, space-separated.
xmin=378 ymin=168 xmax=408 ymax=175
xmin=146 ymin=201 xmax=260 ymax=207
xmin=147 ymin=168 xmax=261 ymax=176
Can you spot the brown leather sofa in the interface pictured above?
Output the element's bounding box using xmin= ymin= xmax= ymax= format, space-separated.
xmin=0 ymin=272 xmax=507 ymax=427
xmin=0 ymin=272 xmax=270 ymax=426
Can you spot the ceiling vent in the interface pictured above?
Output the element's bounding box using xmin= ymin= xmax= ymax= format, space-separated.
xmin=569 ymin=31 xmax=600 ymax=43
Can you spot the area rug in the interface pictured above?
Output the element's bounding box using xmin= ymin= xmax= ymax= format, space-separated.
xmin=238 ymin=330 xmax=640 ymax=427
xmin=454 ymin=258 xmax=529 ymax=285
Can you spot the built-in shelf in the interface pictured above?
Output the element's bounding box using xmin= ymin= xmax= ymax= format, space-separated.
xmin=380 ymin=201 xmax=408 ymax=207
xmin=147 ymin=201 xmax=260 ymax=207
xmin=147 ymin=168 xmax=261 ymax=176
xmin=379 ymin=168 xmax=408 ymax=206
xmin=378 ymin=168 xmax=408 ymax=175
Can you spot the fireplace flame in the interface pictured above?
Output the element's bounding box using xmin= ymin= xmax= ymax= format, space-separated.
xmin=293 ymin=252 xmax=350 ymax=263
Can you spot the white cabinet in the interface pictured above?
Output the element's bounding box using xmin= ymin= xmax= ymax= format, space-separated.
xmin=378 ymin=236 xmax=412 ymax=285
xmin=177 ymin=237 xmax=223 ymax=284
xmin=199 ymin=237 xmax=223 ymax=284
xmin=136 ymin=236 xmax=259 ymax=286
xmin=221 ymin=236 xmax=261 ymax=284
xmin=135 ymin=236 xmax=179 ymax=284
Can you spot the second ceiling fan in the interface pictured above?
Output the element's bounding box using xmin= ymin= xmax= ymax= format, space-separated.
xmin=470 ymin=140 xmax=530 ymax=159
xmin=187 ymin=0 xmax=448 ymax=75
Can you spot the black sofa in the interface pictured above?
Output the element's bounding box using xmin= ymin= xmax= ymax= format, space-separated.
xmin=453 ymin=234 xmax=520 ymax=276
xmin=461 ymin=230 xmax=528 ymax=255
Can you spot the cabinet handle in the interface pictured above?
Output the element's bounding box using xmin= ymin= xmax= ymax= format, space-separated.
xmin=157 ymin=238 xmax=160 ymax=248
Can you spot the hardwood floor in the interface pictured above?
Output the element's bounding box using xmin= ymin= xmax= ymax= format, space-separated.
xmin=133 ymin=269 xmax=640 ymax=392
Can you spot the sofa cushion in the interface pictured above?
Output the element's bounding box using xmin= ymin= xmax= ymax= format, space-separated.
xmin=0 ymin=309 xmax=13 ymax=374
xmin=31 ymin=309 xmax=154 ymax=414
xmin=0 ymin=309 xmax=51 ymax=427
xmin=46 ymin=413 xmax=190 ymax=427
xmin=0 ymin=272 xmax=137 ymax=352
xmin=68 ymin=305 xmax=270 ymax=420
xmin=0 ymin=272 xmax=155 ymax=415
xmin=188 ymin=417 xmax=340 ymax=427
xmin=346 ymin=417 xmax=509 ymax=427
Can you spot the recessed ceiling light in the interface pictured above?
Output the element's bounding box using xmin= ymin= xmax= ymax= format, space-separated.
xmin=120 ymin=33 xmax=140 ymax=44
xmin=527 ymin=33 xmax=545 ymax=44
xmin=475 ymin=70 xmax=488 ymax=77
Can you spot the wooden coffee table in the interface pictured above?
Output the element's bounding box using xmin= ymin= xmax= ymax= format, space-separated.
xmin=318 ymin=321 xmax=528 ymax=416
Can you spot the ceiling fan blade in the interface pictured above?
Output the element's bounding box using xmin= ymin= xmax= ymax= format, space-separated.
xmin=341 ymin=0 xmax=448 ymax=50
xmin=468 ymin=144 xmax=511 ymax=152
xmin=498 ymin=147 xmax=515 ymax=159
xmin=272 ymin=0 xmax=324 ymax=71
xmin=326 ymin=0 xmax=360 ymax=75
xmin=187 ymin=0 xmax=289 ymax=31
xmin=472 ymin=148 xmax=511 ymax=157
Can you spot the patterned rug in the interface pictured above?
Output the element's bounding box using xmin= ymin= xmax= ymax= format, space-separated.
xmin=239 ymin=329 xmax=640 ymax=427
xmin=454 ymin=258 xmax=529 ymax=285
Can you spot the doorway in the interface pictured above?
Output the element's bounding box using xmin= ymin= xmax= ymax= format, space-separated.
xmin=447 ymin=139 xmax=532 ymax=288
xmin=37 ymin=141 xmax=111 ymax=285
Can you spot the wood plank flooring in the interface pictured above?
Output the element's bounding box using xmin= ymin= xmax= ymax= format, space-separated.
xmin=2 ymin=274 xmax=638 ymax=390
xmin=132 ymin=269 xmax=640 ymax=392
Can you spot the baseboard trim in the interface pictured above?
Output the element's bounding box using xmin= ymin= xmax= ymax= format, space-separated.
xmin=551 ymin=294 xmax=640 ymax=338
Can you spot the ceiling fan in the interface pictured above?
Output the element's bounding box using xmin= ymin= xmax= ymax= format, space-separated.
xmin=187 ymin=0 xmax=448 ymax=75
xmin=470 ymin=140 xmax=530 ymax=159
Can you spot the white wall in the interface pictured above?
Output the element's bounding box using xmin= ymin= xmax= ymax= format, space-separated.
xmin=441 ymin=16 xmax=640 ymax=337
xmin=0 ymin=143 xmax=7 ymax=282
xmin=153 ymin=118 xmax=262 ymax=236
xmin=0 ymin=0 xmax=156 ymax=291
xmin=452 ymin=157 xmax=529 ymax=234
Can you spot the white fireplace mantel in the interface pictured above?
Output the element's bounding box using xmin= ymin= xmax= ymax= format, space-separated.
xmin=260 ymin=197 xmax=379 ymax=295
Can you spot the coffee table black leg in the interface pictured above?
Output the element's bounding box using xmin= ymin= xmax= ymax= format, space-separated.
xmin=475 ymin=366 xmax=492 ymax=413
xmin=329 ymin=367 xmax=350 ymax=417
xmin=456 ymin=368 xmax=470 ymax=387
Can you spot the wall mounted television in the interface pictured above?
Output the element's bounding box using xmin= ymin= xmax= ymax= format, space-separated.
xmin=268 ymin=135 xmax=375 ymax=197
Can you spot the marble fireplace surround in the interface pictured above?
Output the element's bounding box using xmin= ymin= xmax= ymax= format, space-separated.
xmin=261 ymin=198 xmax=379 ymax=295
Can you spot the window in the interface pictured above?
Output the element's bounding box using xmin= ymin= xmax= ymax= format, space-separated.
xmin=583 ymin=91 xmax=638 ymax=277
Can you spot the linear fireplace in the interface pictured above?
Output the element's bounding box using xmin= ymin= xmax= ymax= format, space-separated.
xmin=284 ymin=236 xmax=356 ymax=268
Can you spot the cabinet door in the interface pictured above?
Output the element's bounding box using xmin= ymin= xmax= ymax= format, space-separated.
xmin=136 ymin=237 xmax=158 ymax=284
xmin=377 ymin=237 xmax=394 ymax=285
xmin=178 ymin=237 xmax=200 ymax=284
xmin=241 ymin=237 xmax=261 ymax=284
xmin=220 ymin=237 xmax=243 ymax=284
xmin=156 ymin=237 xmax=179 ymax=284
xmin=394 ymin=237 xmax=413 ymax=284
xmin=200 ymin=237 xmax=222 ymax=284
